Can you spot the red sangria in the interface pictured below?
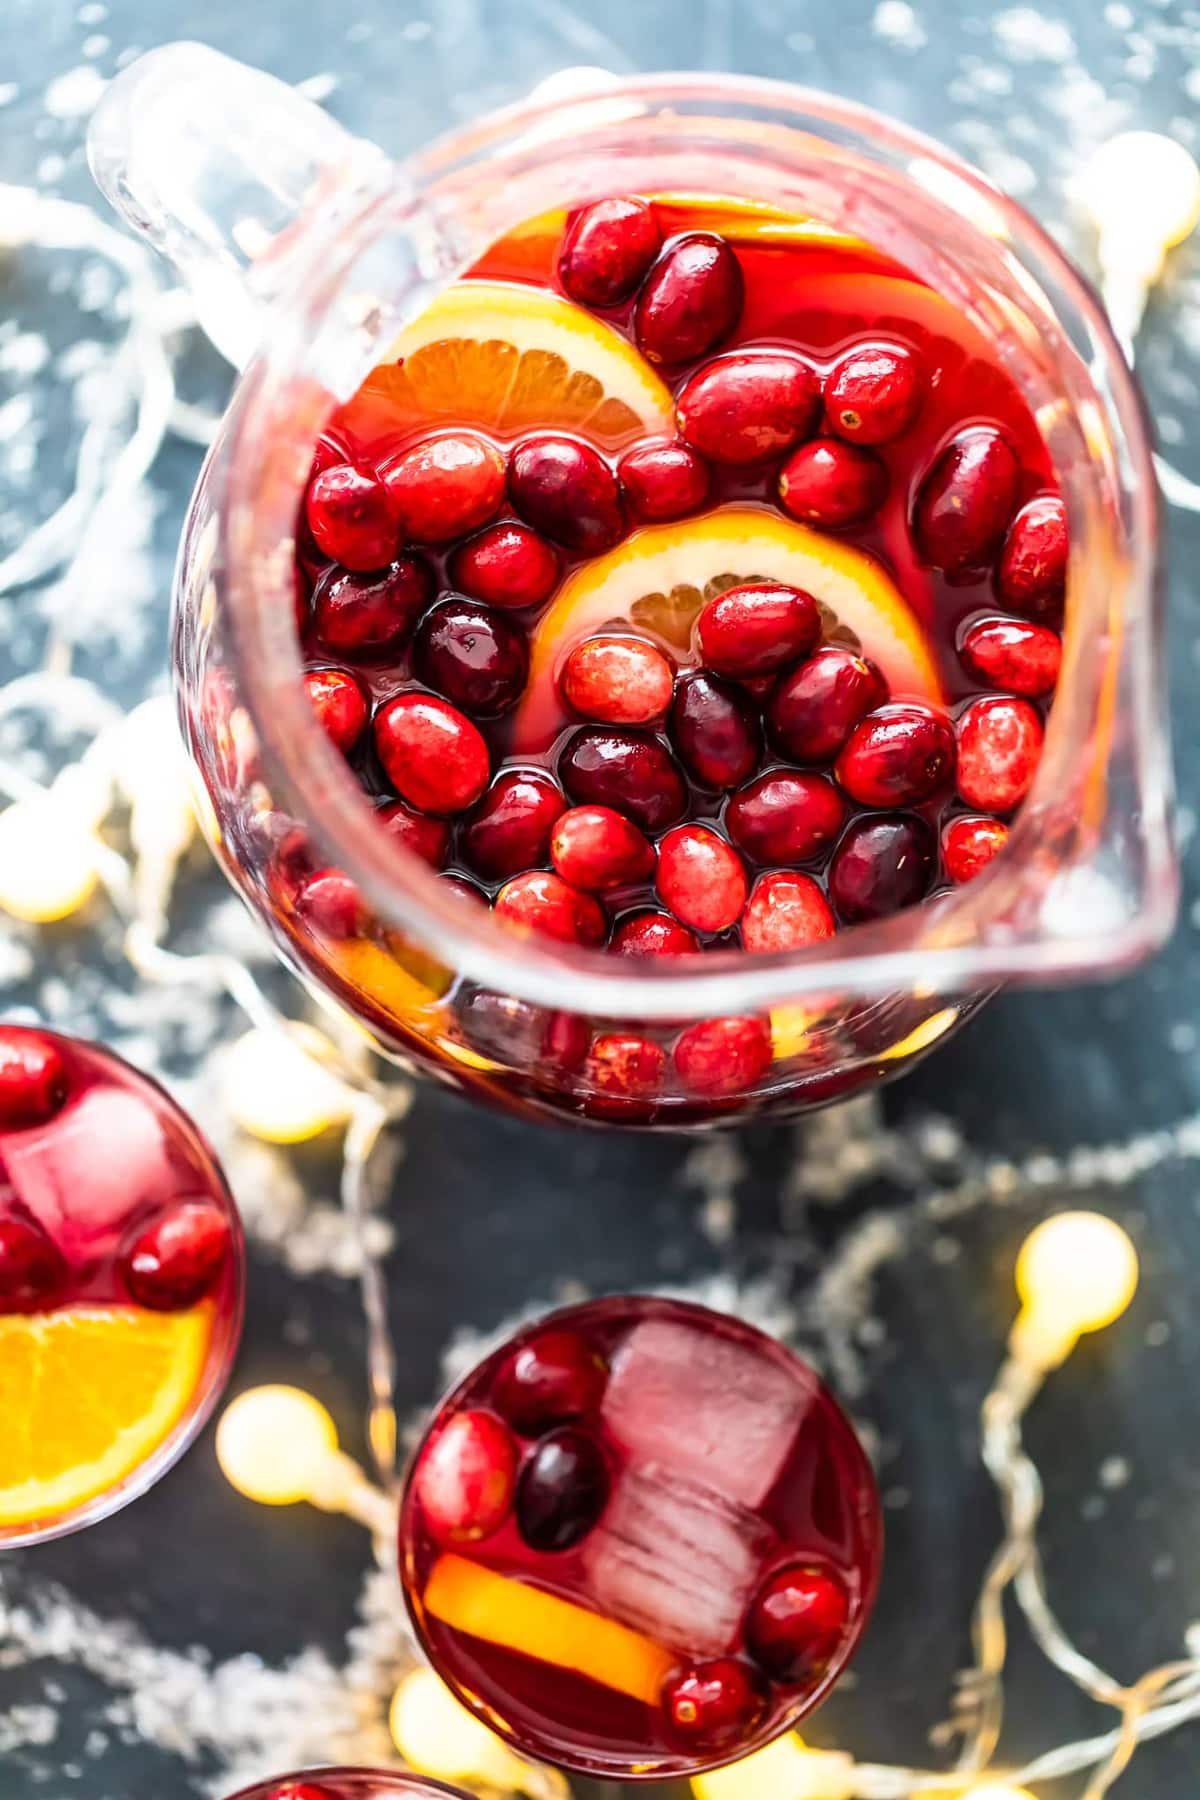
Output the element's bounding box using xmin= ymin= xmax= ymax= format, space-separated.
xmin=0 ymin=1025 xmax=244 ymax=1544
xmin=399 ymin=1297 xmax=881 ymax=1778
xmin=221 ymin=1775 xmax=470 ymax=1800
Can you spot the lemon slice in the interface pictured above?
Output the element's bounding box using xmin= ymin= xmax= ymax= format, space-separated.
xmin=0 ymin=1303 xmax=213 ymax=1528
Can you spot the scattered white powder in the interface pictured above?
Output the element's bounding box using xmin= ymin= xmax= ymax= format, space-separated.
xmin=295 ymin=72 xmax=340 ymax=101
xmin=81 ymin=33 xmax=110 ymax=58
xmin=680 ymin=1135 xmax=746 ymax=1248
xmin=1099 ymin=1455 xmax=1132 ymax=1490
xmin=871 ymin=1 xmax=927 ymax=51
xmin=0 ymin=82 xmax=19 ymax=107
xmin=43 ymin=64 xmax=108 ymax=118
xmin=992 ymin=7 xmax=1075 ymax=62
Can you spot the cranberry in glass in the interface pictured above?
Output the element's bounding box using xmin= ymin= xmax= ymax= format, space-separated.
xmin=559 ymin=197 xmax=661 ymax=306
xmin=669 ymin=671 xmax=762 ymax=791
xmin=943 ymin=813 xmax=1010 ymax=883
xmin=304 ymin=462 xmax=398 ymax=571
xmin=516 ymin=1427 xmax=610 ymax=1552
xmin=563 ymin=635 xmax=675 ymax=726
xmin=122 ymin=1199 xmax=234 ymax=1310
xmin=955 ymin=695 xmax=1043 ymax=812
xmin=656 ymin=824 xmax=748 ymax=934
xmin=413 ymin=597 xmax=529 ymax=717
xmin=677 ymin=351 xmax=820 ymax=467
xmin=673 ymin=1016 xmax=773 ymax=1098
xmin=824 ymin=342 xmax=923 ymax=443
xmin=827 ymin=814 xmax=935 ymax=923
xmin=697 ymin=582 xmax=820 ymax=679
xmin=610 ymin=912 xmax=701 ymax=957
xmin=0 ymin=1028 xmax=67 ymax=1129
xmin=959 ymin=615 xmax=1061 ymax=696
xmin=559 ymin=728 xmax=687 ymax=833
xmin=494 ymin=870 xmax=606 ymax=946
xmin=912 ymin=426 xmax=1020 ymax=575
xmin=726 ymin=771 xmax=846 ymax=866
xmin=664 ymin=1659 xmax=765 ymax=1750
xmin=0 ymin=1212 xmax=68 ymax=1311
xmin=767 ymin=644 xmax=888 ymax=764
xmin=550 ymin=805 xmax=655 ymax=891
xmin=221 ymin=1777 xmax=469 ymax=1800
xmin=778 ymin=438 xmax=888 ymax=527
xmin=585 ymin=1032 xmax=668 ymax=1104
xmin=461 ymin=770 xmax=566 ymax=881
xmin=618 ymin=440 xmax=711 ymax=520
xmin=376 ymin=800 xmax=451 ymax=870
xmin=295 ymin=868 xmax=368 ymax=940
xmin=747 ymin=1565 xmax=851 ymax=1681
xmin=634 ymin=232 xmax=744 ymax=365
xmin=457 ymin=990 xmax=588 ymax=1074
xmin=996 ymin=492 xmax=1069 ymax=614
xmin=494 ymin=1328 xmax=610 ymax=1434
xmin=313 ymin=556 xmax=433 ymax=657
xmin=450 ymin=521 xmax=559 ymax=610
xmin=742 ymin=871 xmax=836 ymax=954
xmin=835 ymin=704 xmax=956 ymax=807
xmin=383 ymin=432 xmax=506 ymax=543
xmin=303 ymin=666 xmax=368 ymax=753
xmin=413 ymin=1408 xmax=519 ymax=1545
xmin=374 ymin=694 xmax=490 ymax=814
xmin=509 ymin=435 xmax=624 ymax=554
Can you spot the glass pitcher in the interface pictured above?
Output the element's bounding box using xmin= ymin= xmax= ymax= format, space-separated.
xmin=88 ymin=43 xmax=1175 ymax=1129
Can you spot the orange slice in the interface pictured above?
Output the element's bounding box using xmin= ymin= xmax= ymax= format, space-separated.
xmin=423 ymin=1553 xmax=675 ymax=1706
xmin=513 ymin=505 xmax=943 ymax=751
xmin=0 ymin=1303 xmax=212 ymax=1527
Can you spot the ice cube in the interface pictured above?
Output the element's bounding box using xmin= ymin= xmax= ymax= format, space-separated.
xmin=602 ymin=1317 xmax=810 ymax=1508
xmin=581 ymin=1462 xmax=772 ymax=1657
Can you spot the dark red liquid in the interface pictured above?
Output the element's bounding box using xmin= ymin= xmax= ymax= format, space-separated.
xmin=221 ymin=1773 xmax=471 ymax=1800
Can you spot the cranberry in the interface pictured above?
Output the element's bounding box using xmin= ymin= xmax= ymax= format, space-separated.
xmin=742 ymin=870 xmax=836 ymax=954
xmin=415 ymin=1408 xmax=518 ymax=1545
xmin=269 ymin=1787 xmax=335 ymax=1800
xmin=0 ymin=1030 xmax=68 ymax=1129
xmin=461 ymin=770 xmax=566 ymax=881
xmin=413 ymin=596 xmax=529 ymax=717
xmin=494 ymin=870 xmax=607 ymax=946
xmin=673 ymin=1016 xmax=773 ymax=1097
xmin=824 ymin=342 xmax=922 ymax=443
xmin=943 ymin=813 xmax=1010 ymax=883
xmin=828 ymin=814 xmax=935 ymax=922
xmin=509 ymin=435 xmax=624 ymax=554
xmin=374 ymin=693 xmax=490 ymax=814
xmin=610 ymin=911 xmax=701 ymax=956
xmin=663 ymin=1659 xmax=765 ymax=1749
xmin=677 ymin=351 xmax=820 ymax=467
xmin=563 ymin=635 xmax=675 ymax=726
xmin=726 ymin=770 xmax=846 ymax=865
xmin=457 ymin=988 xmax=588 ymax=1072
xmin=516 ymin=1426 xmax=610 ymax=1552
xmin=618 ymin=440 xmax=711 ymax=520
xmin=913 ymin=427 xmax=1021 ymax=575
xmin=778 ymin=438 xmax=888 ymax=527
xmin=313 ymin=556 xmax=433 ymax=657
xmin=959 ymin=615 xmax=1061 ymax=697
xmin=123 ymin=1199 xmax=233 ymax=1310
xmin=559 ymin=197 xmax=662 ymax=307
xmin=585 ymin=1032 xmax=667 ymax=1100
xmin=656 ymin=824 xmax=747 ymax=933
xmin=836 ymin=704 xmax=956 ymax=806
xmin=376 ymin=799 xmax=451 ymax=870
xmin=304 ymin=462 xmax=398 ymax=570
xmin=303 ymin=666 xmax=368 ymax=753
xmin=559 ymin=727 xmax=687 ymax=833
xmin=747 ymin=1564 xmax=851 ymax=1682
xmin=0 ymin=1212 xmax=68 ymax=1311
xmin=996 ymin=493 xmax=1069 ymax=614
xmin=955 ymin=695 xmax=1043 ymax=812
xmin=669 ymin=671 xmax=762 ymax=791
xmin=697 ymin=581 xmax=820 ymax=678
xmin=383 ymin=432 xmax=506 ymax=544
xmin=294 ymin=868 xmax=367 ymax=939
xmin=450 ymin=521 xmax=559 ymax=610
xmin=494 ymin=1328 xmax=608 ymax=1433
xmin=442 ymin=874 xmax=487 ymax=907
xmin=635 ymin=232 xmax=743 ymax=364
xmin=551 ymin=805 xmax=655 ymax=891
xmin=767 ymin=644 xmax=889 ymax=764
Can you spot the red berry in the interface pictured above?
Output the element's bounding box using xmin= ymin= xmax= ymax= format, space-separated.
xmin=294 ymin=868 xmax=368 ymax=939
xmin=610 ymin=911 xmax=701 ymax=957
xmin=669 ymin=671 xmax=762 ymax=791
xmin=635 ymin=233 xmax=744 ymax=365
xmin=269 ymin=1786 xmax=335 ymax=1800
xmin=673 ymin=1016 xmax=772 ymax=1097
xmin=442 ymin=874 xmax=487 ymax=907
xmin=697 ymin=581 xmax=820 ymax=678
xmin=374 ymin=693 xmax=490 ymax=814
xmin=304 ymin=462 xmax=398 ymax=570
xmin=457 ymin=988 xmax=588 ymax=1072
xmin=494 ymin=1328 xmax=609 ymax=1434
xmin=959 ymin=615 xmax=1061 ymax=696
xmin=656 ymin=824 xmax=747 ymax=933
xmin=996 ymin=493 xmax=1068 ymax=614
xmin=677 ymin=351 xmax=820 ymax=467
xmin=943 ymin=813 xmax=1009 ymax=883
xmin=461 ymin=770 xmax=566 ymax=881
xmin=551 ymin=805 xmax=655 ymax=891
xmin=955 ymin=695 xmax=1043 ymax=812
xmin=827 ymin=814 xmax=935 ymax=922
xmin=382 ymin=432 xmax=506 ymax=544
xmin=516 ymin=1426 xmax=610 ymax=1551
xmin=747 ymin=1564 xmax=851 ymax=1682
xmin=412 ymin=596 xmax=528 ymax=717
xmin=0 ymin=1030 xmax=68 ymax=1129
xmin=376 ymin=799 xmax=451 ymax=870
xmin=913 ymin=427 xmax=1021 ymax=575
xmin=303 ymin=666 xmax=368 ymax=753
xmin=450 ymin=521 xmax=559 ymax=609
xmin=585 ymin=1032 xmax=667 ymax=1100
xmin=415 ymin=1408 xmax=518 ymax=1545
xmin=778 ymin=438 xmax=888 ymax=527
xmin=563 ymin=636 xmax=675 ymax=726
xmin=123 ymin=1199 xmax=233 ymax=1311
xmin=559 ymin=727 xmax=687 ymax=833
xmin=0 ymin=1212 xmax=68 ymax=1312
xmin=767 ymin=644 xmax=889 ymax=764
xmin=835 ymin=704 xmax=956 ymax=806
xmin=742 ymin=870 xmax=836 ymax=954
xmin=726 ymin=770 xmax=846 ymax=865
xmin=313 ymin=556 xmax=433 ymax=657
xmin=824 ymin=342 xmax=922 ymax=443
xmin=559 ymin=197 xmax=662 ymax=306
xmin=494 ymin=870 xmax=607 ymax=946
xmin=663 ymin=1659 xmax=764 ymax=1749
xmin=509 ymin=435 xmax=624 ymax=554
xmin=618 ymin=440 xmax=711 ymax=520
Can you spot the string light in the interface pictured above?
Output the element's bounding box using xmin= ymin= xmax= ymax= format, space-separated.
xmin=216 ymin=1385 xmax=340 ymax=1505
xmin=219 ymin=1022 xmax=357 ymax=1143
xmin=691 ymin=1733 xmax=855 ymax=1800
xmin=389 ymin=1668 xmax=534 ymax=1789
xmin=0 ymin=791 xmax=101 ymax=921
xmin=1010 ymin=1211 xmax=1139 ymax=1372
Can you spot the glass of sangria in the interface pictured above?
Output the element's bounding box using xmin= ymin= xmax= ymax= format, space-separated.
xmin=398 ymin=1297 xmax=881 ymax=1778
xmin=89 ymin=51 xmax=1174 ymax=1128
xmin=0 ymin=1024 xmax=244 ymax=1546
xmin=221 ymin=1775 xmax=470 ymax=1800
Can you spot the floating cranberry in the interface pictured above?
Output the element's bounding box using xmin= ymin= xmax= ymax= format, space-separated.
xmin=303 ymin=666 xmax=368 ymax=753
xmin=442 ymin=874 xmax=488 ymax=907
xmin=747 ymin=1564 xmax=851 ymax=1682
xmin=669 ymin=671 xmax=762 ymax=791
xmin=677 ymin=351 xmax=820 ymax=467
xmin=742 ymin=870 xmax=836 ymax=954
xmin=828 ymin=814 xmax=935 ymax=923
xmin=634 ymin=232 xmax=744 ymax=365
xmin=618 ymin=440 xmax=711 ymax=521
xmin=383 ymin=432 xmax=506 ymax=544
xmin=696 ymin=581 xmax=821 ymax=678
xmin=457 ymin=988 xmax=588 ymax=1072
xmin=959 ymin=615 xmax=1061 ymax=697
xmin=767 ymin=644 xmax=889 ymax=764
xmin=494 ymin=870 xmax=607 ymax=946
xmin=673 ymin=1016 xmax=773 ymax=1097
xmin=450 ymin=521 xmax=559 ymax=610
xmin=585 ymin=1032 xmax=667 ymax=1100
xmin=825 ymin=342 xmax=922 ymax=444
xmin=778 ymin=438 xmax=888 ymax=527
xmin=123 ymin=1199 xmax=233 ymax=1311
xmin=313 ymin=556 xmax=434 ymax=657
xmin=656 ymin=824 xmax=747 ymax=933
xmin=415 ymin=1408 xmax=518 ymax=1545
xmin=304 ymin=462 xmax=398 ymax=570
xmin=559 ymin=197 xmax=662 ymax=307
xmin=461 ymin=770 xmax=566 ymax=881
xmin=269 ymin=1786 xmax=335 ymax=1800
xmin=294 ymin=868 xmax=368 ymax=939
xmin=516 ymin=1426 xmax=610 ymax=1552
xmin=551 ymin=805 xmax=655 ymax=891
xmin=836 ymin=704 xmax=956 ymax=807
xmin=663 ymin=1659 xmax=765 ymax=1749
xmin=376 ymin=799 xmax=451 ymax=870
xmin=493 ymin=1328 xmax=609 ymax=1433
xmin=0 ymin=1212 xmax=68 ymax=1312
xmin=726 ymin=770 xmax=846 ymax=865
xmin=955 ymin=695 xmax=1043 ymax=812
xmin=563 ymin=635 xmax=675 ymax=725
xmin=0 ymin=1030 xmax=68 ymax=1129
xmin=610 ymin=911 xmax=701 ymax=956
xmin=912 ymin=427 xmax=1021 ymax=575
xmin=509 ymin=435 xmax=624 ymax=554
xmin=943 ymin=813 xmax=1010 ymax=883
xmin=559 ymin=728 xmax=687 ymax=833
xmin=374 ymin=693 xmax=490 ymax=814
xmin=996 ymin=493 xmax=1068 ymax=614
xmin=413 ymin=596 xmax=529 ymax=717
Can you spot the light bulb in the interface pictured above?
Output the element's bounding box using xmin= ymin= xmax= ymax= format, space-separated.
xmin=961 ymin=1786 xmax=1037 ymax=1800
xmin=692 ymin=1734 xmax=855 ymax=1800
xmin=1078 ymin=131 xmax=1200 ymax=265
xmin=216 ymin=1384 xmax=340 ymax=1504
xmin=389 ymin=1666 xmax=522 ymax=1786
xmin=220 ymin=1023 xmax=355 ymax=1143
xmin=1010 ymin=1211 xmax=1138 ymax=1371
xmin=0 ymin=795 xmax=100 ymax=922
